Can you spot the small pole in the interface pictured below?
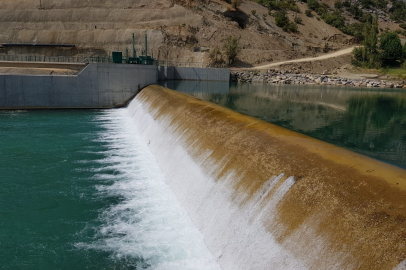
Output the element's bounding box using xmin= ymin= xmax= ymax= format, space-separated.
xmin=166 ymin=43 xmax=168 ymax=67
xmin=132 ymin=33 xmax=135 ymax=58
xmin=145 ymin=34 xmax=147 ymax=57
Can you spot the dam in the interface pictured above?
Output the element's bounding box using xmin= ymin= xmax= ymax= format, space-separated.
xmin=1 ymin=76 xmax=406 ymax=269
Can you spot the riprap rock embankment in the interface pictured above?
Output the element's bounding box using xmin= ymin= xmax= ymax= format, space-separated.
xmin=231 ymin=70 xmax=406 ymax=89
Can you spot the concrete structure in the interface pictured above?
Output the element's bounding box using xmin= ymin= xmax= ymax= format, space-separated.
xmin=158 ymin=66 xmax=230 ymax=81
xmin=130 ymin=85 xmax=406 ymax=270
xmin=0 ymin=63 xmax=229 ymax=109
xmin=0 ymin=63 xmax=157 ymax=109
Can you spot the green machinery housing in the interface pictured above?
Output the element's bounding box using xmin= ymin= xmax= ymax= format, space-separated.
xmin=112 ymin=34 xmax=155 ymax=65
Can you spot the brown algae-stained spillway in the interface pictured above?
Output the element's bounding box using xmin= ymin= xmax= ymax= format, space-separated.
xmin=127 ymin=85 xmax=406 ymax=270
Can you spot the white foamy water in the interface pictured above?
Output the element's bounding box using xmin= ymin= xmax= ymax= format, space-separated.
xmin=127 ymin=97 xmax=311 ymax=270
xmin=76 ymin=109 xmax=221 ymax=270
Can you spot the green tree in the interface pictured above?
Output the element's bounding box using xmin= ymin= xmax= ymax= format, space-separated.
xmin=274 ymin=10 xmax=290 ymax=28
xmin=352 ymin=14 xmax=380 ymax=68
xmin=379 ymin=32 xmax=404 ymax=64
xmin=363 ymin=15 xmax=378 ymax=59
xmin=274 ymin=10 xmax=298 ymax=32
xmin=223 ymin=36 xmax=241 ymax=64
xmin=307 ymin=0 xmax=320 ymax=10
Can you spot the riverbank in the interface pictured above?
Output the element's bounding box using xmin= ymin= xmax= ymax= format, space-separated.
xmin=231 ymin=70 xmax=406 ymax=89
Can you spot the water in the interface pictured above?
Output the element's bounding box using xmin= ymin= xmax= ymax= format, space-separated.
xmin=0 ymin=109 xmax=219 ymax=270
xmin=160 ymin=81 xmax=406 ymax=169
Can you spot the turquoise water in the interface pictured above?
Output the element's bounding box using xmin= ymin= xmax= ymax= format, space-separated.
xmin=2 ymin=82 xmax=406 ymax=269
xmin=160 ymin=81 xmax=406 ymax=169
xmin=0 ymin=109 xmax=219 ymax=270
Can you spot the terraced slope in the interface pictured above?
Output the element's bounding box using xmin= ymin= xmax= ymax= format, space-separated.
xmin=0 ymin=0 xmax=357 ymax=65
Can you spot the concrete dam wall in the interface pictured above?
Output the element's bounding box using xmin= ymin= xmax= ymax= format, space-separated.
xmin=0 ymin=63 xmax=157 ymax=109
xmin=127 ymin=85 xmax=406 ymax=270
xmin=0 ymin=64 xmax=230 ymax=109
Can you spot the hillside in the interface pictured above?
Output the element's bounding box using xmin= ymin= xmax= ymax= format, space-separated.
xmin=0 ymin=0 xmax=402 ymax=67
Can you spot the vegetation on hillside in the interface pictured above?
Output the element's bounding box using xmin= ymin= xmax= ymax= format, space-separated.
xmin=274 ymin=11 xmax=298 ymax=32
xmin=252 ymin=0 xmax=299 ymax=32
xmin=352 ymin=15 xmax=406 ymax=68
xmin=248 ymin=0 xmax=404 ymax=40
xmin=253 ymin=0 xmax=300 ymax=12
xmin=209 ymin=36 xmax=241 ymax=66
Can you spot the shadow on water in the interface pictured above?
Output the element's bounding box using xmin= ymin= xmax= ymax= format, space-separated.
xmin=159 ymin=81 xmax=406 ymax=169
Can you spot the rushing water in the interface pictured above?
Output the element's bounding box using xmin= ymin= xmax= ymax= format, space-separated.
xmin=2 ymin=82 xmax=406 ymax=269
xmin=0 ymin=109 xmax=219 ymax=270
xmin=160 ymin=81 xmax=406 ymax=169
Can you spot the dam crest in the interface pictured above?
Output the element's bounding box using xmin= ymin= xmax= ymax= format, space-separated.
xmin=126 ymin=85 xmax=406 ymax=270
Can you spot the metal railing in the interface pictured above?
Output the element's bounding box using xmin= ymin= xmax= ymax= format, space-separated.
xmin=0 ymin=54 xmax=112 ymax=63
xmin=155 ymin=60 xmax=206 ymax=68
xmin=0 ymin=54 xmax=207 ymax=67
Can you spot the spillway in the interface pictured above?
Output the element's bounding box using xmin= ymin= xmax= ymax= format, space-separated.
xmin=127 ymin=85 xmax=406 ymax=270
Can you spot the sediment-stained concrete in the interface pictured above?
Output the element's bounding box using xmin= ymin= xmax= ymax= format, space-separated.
xmin=129 ymin=85 xmax=406 ymax=270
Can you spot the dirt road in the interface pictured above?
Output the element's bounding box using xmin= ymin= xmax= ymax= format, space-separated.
xmin=252 ymin=46 xmax=356 ymax=70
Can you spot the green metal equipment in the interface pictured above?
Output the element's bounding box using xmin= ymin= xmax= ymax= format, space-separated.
xmin=112 ymin=51 xmax=123 ymax=63
xmin=112 ymin=33 xmax=155 ymax=65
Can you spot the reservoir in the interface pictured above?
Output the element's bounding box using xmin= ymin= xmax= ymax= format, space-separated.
xmin=160 ymin=81 xmax=406 ymax=169
xmin=1 ymin=82 xmax=406 ymax=269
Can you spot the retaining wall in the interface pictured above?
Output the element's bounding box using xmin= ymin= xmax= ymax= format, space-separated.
xmin=158 ymin=66 xmax=230 ymax=81
xmin=0 ymin=63 xmax=157 ymax=109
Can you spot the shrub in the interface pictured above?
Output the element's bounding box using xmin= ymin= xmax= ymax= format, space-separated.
xmin=341 ymin=22 xmax=366 ymax=41
xmin=305 ymin=9 xmax=313 ymax=17
xmin=288 ymin=22 xmax=299 ymax=32
xmin=275 ymin=10 xmax=290 ymax=28
xmin=389 ymin=0 xmax=406 ymax=22
xmin=352 ymin=46 xmax=364 ymax=62
xmin=359 ymin=0 xmax=375 ymax=9
xmin=334 ymin=1 xmax=343 ymax=9
xmin=347 ymin=4 xmax=363 ymax=20
xmin=342 ymin=0 xmax=351 ymax=7
xmin=294 ymin=16 xmax=303 ymax=24
xmin=208 ymin=47 xmax=224 ymax=65
xmin=262 ymin=0 xmax=300 ymax=12
xmin=400 ymin=23 xmax=406 ymax=29
xmin=251 ymin=9 xmax=257 ymax=16
xmin=380 ymin=32 xmax=404 ymax=63
xmin=359 ymin=13 xmax=373 ymax=23
xmin=316 ymin=6 xmax=328 ymax=16
xmin=307 ymin=0 xmax=320 ymax=10
xmin=375 ymin=0 xmax=388 ymax=9
xmin=278 ymin=0 xmax=300 ymax=12
xmin=323 ymin=12 xmax=345 ymax=28
xmin=274 ymin=10 xmax=298 ymax=32
xmin=223 ymin=36 xmax=241 ymax=64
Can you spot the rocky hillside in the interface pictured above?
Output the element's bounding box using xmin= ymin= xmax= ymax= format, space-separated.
xmin=0 ymin=0 xmax=401 ymax=67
